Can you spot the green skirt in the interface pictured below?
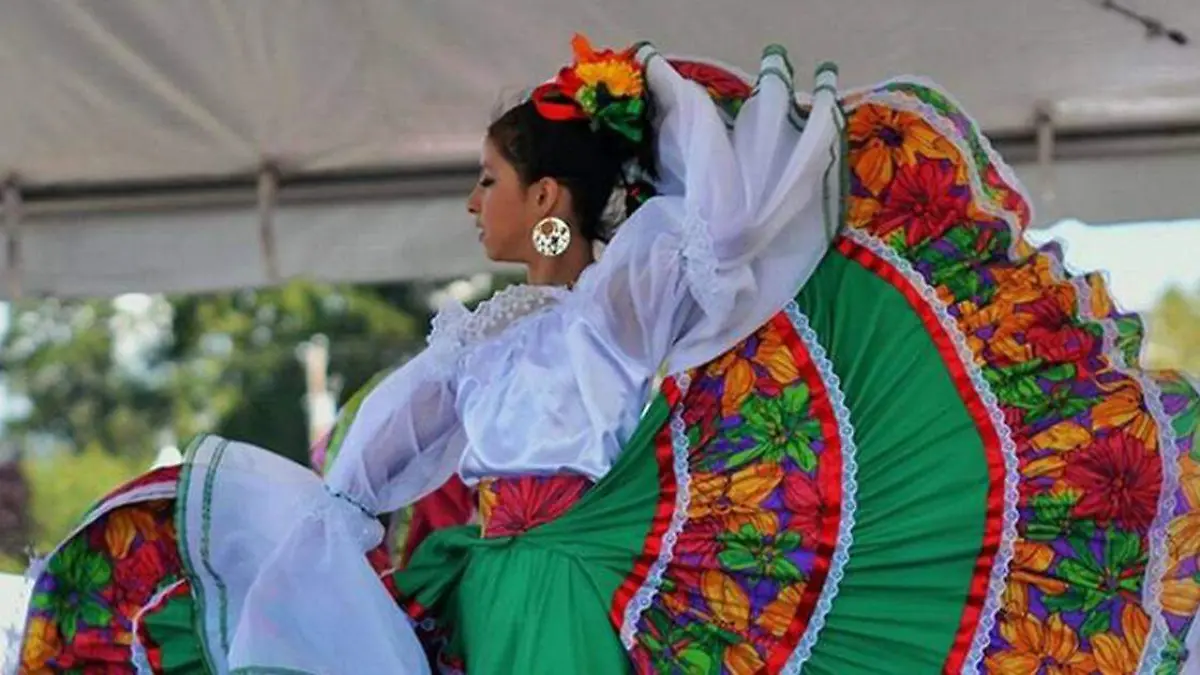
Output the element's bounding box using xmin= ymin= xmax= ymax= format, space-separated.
xmin=15 ymin=54 xmax=1200 ymax=675
xmin=389 ymin=247 xmax=1052 ymax=674
xmin=397 ymin=388 xmax=671 ymax=674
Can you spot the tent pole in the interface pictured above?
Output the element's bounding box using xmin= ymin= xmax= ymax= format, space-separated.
xmin=1034 ymin=105 xmax=1057 ymax=209
xmin=4 ymin=123 xmax=1199 ymax=222
xmin=3 ymin=179 xmax=22 ymax=300
xmin=257 ymin=164 xmax=281 ymax=284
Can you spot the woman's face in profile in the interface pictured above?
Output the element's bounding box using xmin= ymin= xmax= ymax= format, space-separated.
xmin=466 ymin=137 xmax=539 ymax=263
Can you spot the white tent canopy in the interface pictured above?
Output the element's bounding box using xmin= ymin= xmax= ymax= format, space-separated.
xmin=0 ymin=0 xmax=1197 ymax=299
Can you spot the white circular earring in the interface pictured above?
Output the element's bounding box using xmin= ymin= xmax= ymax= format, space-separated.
xmin=532 ymin=216 xmax=571 ymax=257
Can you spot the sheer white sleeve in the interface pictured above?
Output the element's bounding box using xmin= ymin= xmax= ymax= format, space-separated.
xmin=323 ymin=335 xmax=467 ymax=512
xmin=575 ymin=46 xmax=845 ymax=375
xmin=175 ymin=321 xmax=469 ymax=675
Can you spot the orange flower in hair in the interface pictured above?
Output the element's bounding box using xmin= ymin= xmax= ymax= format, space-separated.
xmin=571 ymin=34 xmax=644 ymax=98
xmin=532 ymin=34 xmax=647 ymax=142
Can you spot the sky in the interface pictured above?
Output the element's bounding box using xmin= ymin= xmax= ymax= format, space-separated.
xmin=1024 ymin=219 xmax=1200 ymax=310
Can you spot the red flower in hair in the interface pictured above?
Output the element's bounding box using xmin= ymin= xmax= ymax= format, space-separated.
xmin=532 ymin=34 xmax=648 ymax=142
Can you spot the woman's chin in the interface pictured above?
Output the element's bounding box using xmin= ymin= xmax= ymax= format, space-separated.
xmin=480 ymin=243 xmax=522 ymax=265
xmin=480 ymin=243 xmax=501 ymax=262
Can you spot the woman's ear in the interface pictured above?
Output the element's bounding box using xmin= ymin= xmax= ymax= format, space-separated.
xmin=532 ymin=177 xmax=563 ymax=218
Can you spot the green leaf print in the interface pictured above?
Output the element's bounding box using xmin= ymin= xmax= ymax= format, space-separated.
xmin=717 ymin=525 xmax=806 ymax=584
xmin=79 ymin=599 xmax=114 ymax=628
xmin=678 ymin=647 xmax=718 ymax=675
xmin=1057 ymin=558 xmax=1102 ymax=591
xmin=1154 ymin=634 xmax=1185 ymax=675
xmin=1106 ymin=529 xmax=1145 ymax=571
xmin=1080 ymin=608 xmax=1111 ymax=638
xmin=1114 ymin=316 xmax=1145 ymax=367
xmin=1025 ymin=492 xmax=1081 ymax=542
xmin=38 ymin=537 xmax=115 ymax=642
xmin=992 ymin=374 xmax=1046 ymax=411
xmin=717 ymin=548 xmax=758 ymax=573
xmin=725 ymin=385 xmax=820 ymax=471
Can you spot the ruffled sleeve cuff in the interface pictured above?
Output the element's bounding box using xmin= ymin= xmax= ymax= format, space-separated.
xmin=678 ymin=210 xmax=736 ymax=323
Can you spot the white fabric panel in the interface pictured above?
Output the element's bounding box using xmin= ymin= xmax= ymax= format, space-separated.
xmin=1 ymin=197 xmax=510 ymax=298
xmin=14 ymin=208 xmax=269 ymax=296
xmin=178 ymin=436 xmax=431 ymax=675
xmin=4 ymin=147 xmax=1197 ymax=300
xmin=0 ymin=0 xmax=1197 ymax=184
xmin=273 ymin=198 xmax=510 ymax=284
xmin=0 ymin=0 xmax=1196 ymax=298
xmin=1012 ymin=152 xmax=1200 ymax=226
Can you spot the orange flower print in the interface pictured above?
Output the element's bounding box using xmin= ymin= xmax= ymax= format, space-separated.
xmin=706 ymin=325 xmax=799 ymax=417
xmin=1021 ymin=454 xmax=1067 ymax=480
xmin=20 ymin=616 xmax=61 ymax=674
xmin=1087 ymin=273 xmax=1116 ymax=319
xmin=962 ymin=296 xmax=1036 ymax=362
xmin=713 ymin=352 xmax=757 ymax=418
xmin=985 ymin=613 xmax=1097 ymax=674
xmin=990 ymin=256 xmax=1058 ymax=301
xmin=701 ymin=570 xmax=751 ymax=632
xmin=1029 ymin=421 xmax=1092 ymax=454
xmin=847 ymin=194 xmax=882 ymax=229
xmin=757 ymin=581 xmax=805 ymax=637
xmin=848 ymin=105 xmax=955 ymax=196
xmin=1161 ymin=577 xmax=1200 ymax=616
xmin=1091 ymin=383 xmax=1158 ymax=452
xmin=103 ymin=506 xmax=162 ymax=559
xmin=1167 ymin=459 xmax=1200 ymax=571
xmin=724 ymin=641 xmax=766 ymax=675
xmin=1091 ymin=604 xmax=1148 ymax=675
xmin=1003 ymin=540 xmax=1068 ymax=616
xmin=689 ymin=464 xmax=783 ymax=535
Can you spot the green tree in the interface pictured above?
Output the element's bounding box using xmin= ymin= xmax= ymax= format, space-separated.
xmin=0 ymin=279 xmax=441 ymax=559
xmin=1147 ymin=286 xmax=1200 ymax=375
xmin=1 ymin=298 xmax=173 ymax=462
xmin=0 ymin=455 xmax=30 ymax=569
xmin=0 ymin=273 xmax=514 ymax=561
xmin=22 ymin=447 xmax=145 ymax=550
xmin=160 ymin=280 xmax=432 ymax=464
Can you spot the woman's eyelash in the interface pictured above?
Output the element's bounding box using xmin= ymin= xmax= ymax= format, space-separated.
xmin=479 ymin=177 xmax=495 ymax=187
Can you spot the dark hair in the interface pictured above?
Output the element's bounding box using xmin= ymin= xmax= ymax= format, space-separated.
xmin=487 ymin=98 xmax=657 ymax=242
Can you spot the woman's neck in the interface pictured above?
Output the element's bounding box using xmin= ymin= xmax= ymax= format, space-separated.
xmin=525 ymin=242 xmax=594 ymax=289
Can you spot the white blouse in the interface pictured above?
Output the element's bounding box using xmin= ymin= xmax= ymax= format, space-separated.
xmin=187 ymin=46 xmax=847 ymax=675
xmin=326 ymin=46 xmax=845 ymax=512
